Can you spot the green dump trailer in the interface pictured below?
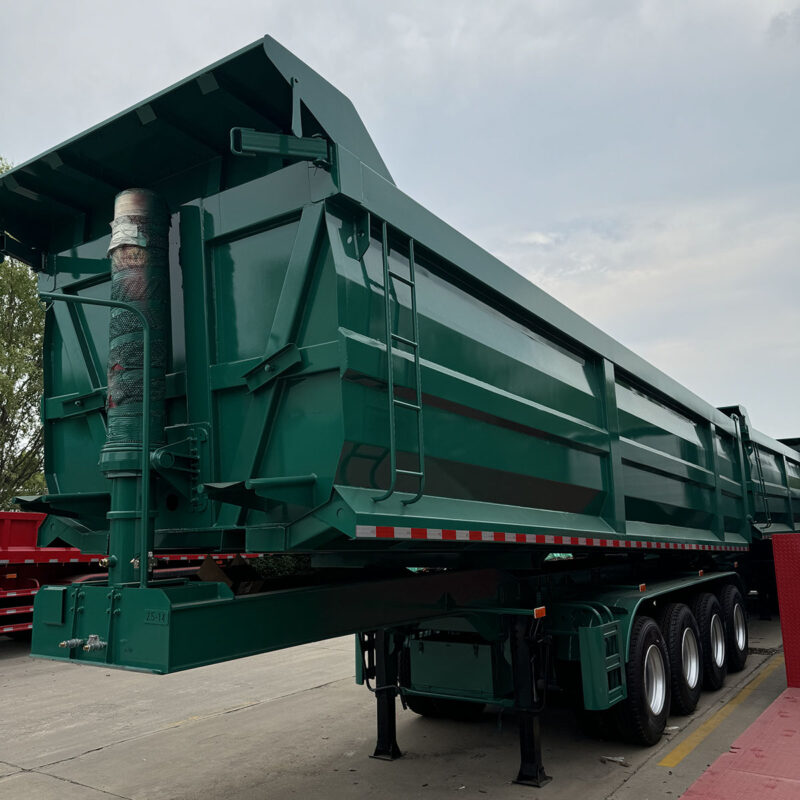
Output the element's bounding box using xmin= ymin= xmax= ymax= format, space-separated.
xmin=1 ymin=36 xmax=797 ymax=787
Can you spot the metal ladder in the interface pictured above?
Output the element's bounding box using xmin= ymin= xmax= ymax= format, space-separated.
xmin=374 ymin=220 xmax=425 ymax=505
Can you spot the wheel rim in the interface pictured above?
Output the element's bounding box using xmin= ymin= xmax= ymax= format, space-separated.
xmin=681 ymin=627 xmax=700 ymax=689
xmin=644 ymin=643 xmax=666 ymax=715
xmin=710 ymin=613 xmax=725 ymax=667
xmin=733 ymin=603 xmax=747 ymax=651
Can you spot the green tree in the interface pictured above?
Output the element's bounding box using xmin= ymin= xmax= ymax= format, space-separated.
xmin=0 ymin=156 xmax=46 ymax=508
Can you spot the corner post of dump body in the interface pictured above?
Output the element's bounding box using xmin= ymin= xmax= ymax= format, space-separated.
xmin=731 ymin=414 xmax=753 ymax=537
xmin=707 ymin=421 xmax=725 ymax=542
xmin=600 ymin=359 xmax=626 ymax=533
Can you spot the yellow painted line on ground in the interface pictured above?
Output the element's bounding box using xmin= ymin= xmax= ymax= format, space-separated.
xmin=658 ymin=652 xmax=785 ymax=768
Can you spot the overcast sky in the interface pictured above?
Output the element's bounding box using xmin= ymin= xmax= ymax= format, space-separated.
xmin=2 ymin=1 xmax=799 ymax=438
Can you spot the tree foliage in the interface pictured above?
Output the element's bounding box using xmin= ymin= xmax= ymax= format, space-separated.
xmin=0 ymin=156 xmax=46 ymax=508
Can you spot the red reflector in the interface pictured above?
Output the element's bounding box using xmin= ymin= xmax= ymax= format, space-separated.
xmin=533 ymin=606 xmax=546 ymax=619
xmin=639 ymin=583 xmax=646 ymax=592
xmin=698 ymin=570 xmax=704 ymax=577
xmin=734 ymin=561 xmax=739 ymax=569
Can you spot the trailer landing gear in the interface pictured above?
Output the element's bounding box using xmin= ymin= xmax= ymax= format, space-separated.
xmin=511 ymin=616 xmax=552 ymax=788
xmin=371 ymin=629 xmax=402 ymax=761
xmin=364 ymin=613 xmax=553 ymax=786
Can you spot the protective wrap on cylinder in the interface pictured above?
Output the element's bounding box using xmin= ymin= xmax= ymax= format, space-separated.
xmin=102 ymin=189 xmax=170 ymax=462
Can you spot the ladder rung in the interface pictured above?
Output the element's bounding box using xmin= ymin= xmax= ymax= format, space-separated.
xmin=393 ymin=399 xmax=421 ymax=411
xmin=391 ymin=333 xmax=418 ymax=348
xmin=387 ymin=270 xmax=414 ymax=287
xmin=397 ymin=469 xmax=424 ymax=477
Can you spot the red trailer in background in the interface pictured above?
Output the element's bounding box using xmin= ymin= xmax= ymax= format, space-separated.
xmin=0 ymin=512 xmax=255 ymax=635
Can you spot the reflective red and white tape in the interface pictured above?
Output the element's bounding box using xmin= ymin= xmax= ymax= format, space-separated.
xmin=355 ymin=525 xmax=749 ymax=552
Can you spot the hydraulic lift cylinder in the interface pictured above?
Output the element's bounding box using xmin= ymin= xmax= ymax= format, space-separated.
xmin=100 ymin=189 xmax=170 ymax=585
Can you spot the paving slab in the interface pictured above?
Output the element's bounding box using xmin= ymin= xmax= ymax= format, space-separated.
xmin=0 ymin=764 xmax=18 ymax=780
xmin=682 ymin=686 xmax=800 ymax=800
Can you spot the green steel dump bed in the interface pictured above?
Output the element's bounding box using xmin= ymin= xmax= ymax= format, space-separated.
xmin=2 ymin=36 xmax=798 ymax=566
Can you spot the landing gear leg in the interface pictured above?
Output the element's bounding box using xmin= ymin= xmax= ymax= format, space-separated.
xmin=371 ymin=629 xmax=402 ymax=760
xmin=510 ymin=616 xmax=552 ymax=787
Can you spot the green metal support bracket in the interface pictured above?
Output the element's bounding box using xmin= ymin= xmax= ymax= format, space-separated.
xmin=291 ymin=76 xmax=303 ymax=137
xmin=340 ymin=210 xmax=371 ymax=260
xmin=46 ymin=387 xmax=107 ymax=420
xmin=150 ymin=424 xmax=210 ymax=510
xmin=242 ymin=342 xmax=303 ymax=393
xmin=200 ymin=482 xmax=270 ymax=513
xmin=246 ymin=474 xmax=317 ymax=508
xmin=230 ymin=127 xmax=330 ymax=168
xmin=200 ymin=474 xmax=318 ymax=512
xmin=0 ymin=231 xmax=45 ymax=271
xmin=15 ymin=491 xmax=111 ymax=523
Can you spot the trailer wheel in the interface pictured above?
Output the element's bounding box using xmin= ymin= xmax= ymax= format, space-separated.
xmin=615 ymin=616 xmax=670 ymax=745
xmin=404 ymin=694 xmax=486 ymax=721
xmin=657 ymin=603 xmax=702 ymax=715
xmin=719 ymin=584 xmax=748 ymax=673
xmin=692 ymin=592 xmax=727 ymax=690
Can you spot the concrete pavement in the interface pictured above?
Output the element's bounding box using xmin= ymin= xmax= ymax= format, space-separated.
xmin=0 ymin=619 xmax=785 ymax=799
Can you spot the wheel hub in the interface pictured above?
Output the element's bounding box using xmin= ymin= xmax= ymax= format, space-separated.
xmin=681 ymin=627 xmax=700 ymax=689
xmin=710 ymin=613 xmax=726 ymax=667
xmin=644 ymin=643 xmax=666 ymax=715
xmin=732 ymin=603 xmax=746 ymax=652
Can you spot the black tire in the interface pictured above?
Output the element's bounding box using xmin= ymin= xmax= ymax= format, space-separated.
xmin=657 ymin=603 xmax=703 ymax=715
xmin=719 ymin=584 xmax=749 ymax=673
xmin=615 ymin=616 xmax=671 ymax=745
xmin=578 ymin=709 xmax=617 ymax=740
xmin=404 ymin=694 xmax=485 ymax=721
xmin=692 ymin=592 xmax=727 ymax=690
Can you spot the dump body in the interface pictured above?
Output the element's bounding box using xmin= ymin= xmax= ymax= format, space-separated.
xmin=2 ymin=38 xmax=796 ymax=564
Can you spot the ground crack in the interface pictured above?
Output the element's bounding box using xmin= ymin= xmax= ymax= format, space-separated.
xmin=1 ymin=766 xmax=133 ymax=799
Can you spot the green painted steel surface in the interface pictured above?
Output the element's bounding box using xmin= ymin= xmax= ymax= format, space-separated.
xmin=3 ymin=38 xmax=796 ymax=561
xmin=31 ymin=569 xmax=507 ymax=673
xmin=0 ymin=37 xmax=795 ymax=673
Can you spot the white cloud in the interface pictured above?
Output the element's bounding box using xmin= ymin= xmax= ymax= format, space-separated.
xmin=489 ymin=193 xmax=800 ymax=436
